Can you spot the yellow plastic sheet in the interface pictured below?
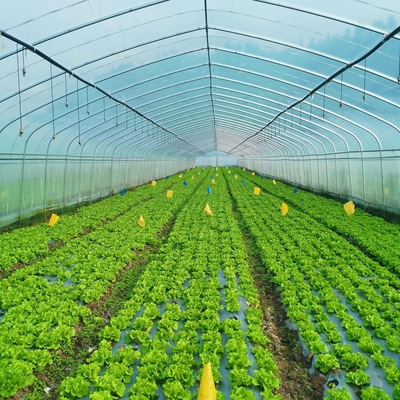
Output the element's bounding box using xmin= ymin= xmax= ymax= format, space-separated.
xmin=343 ymin=200 xmax=355 ymax=215
xmin=253 ymin=187 xmax=260 ymax=195
xmin=280 ymin=203 xmax=288 ymax=216
xmin=197 ymin=363 xmax=216 ymax=400
xmin=151 ymin=180 xmax=156 ymax=187
xmin=138 ymin=215 xmax=145 ymax=227
xmin=204 ymin=203 xmax=213 ymax=216
xmin=48 ymin=213 xmax=59 ymax=227
xmin=166 ymin=190 xmax=173 ymax=198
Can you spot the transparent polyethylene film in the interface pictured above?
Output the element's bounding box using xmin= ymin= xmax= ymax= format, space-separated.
xmin=0 ymin=159 xmax=194 ymax=228
xmin=0 ymin=0 xmax=400 ymax=221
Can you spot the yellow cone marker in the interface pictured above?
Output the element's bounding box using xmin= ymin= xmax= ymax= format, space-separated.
xmin=215 ymin=173 xmax=218 ymax=177
xmin=343 ymin=200 xmax=355 ymax=215
xmin=234 ymin=174 xmax=238 ymax=179
xmin=253 ymin=187 xmax=260 ymax=195
xmin=179 ymin=174 xmax=182 ymax=178
xmin=204 ymin=203 xmax=213 ymax=216
xmin=228 ymin=170 xmax=231 ymax=174
xmin=280 ymin=203 xmax=288 ymax=216
xmin=252 ymin=172 xmax=255 ymax=176
xmin=151 ymin=180 xmax=156 ymax=187
xmin=216 ymin=167 xmax=218 ymax=171
xmin=272 ymin=179 xmax=276 ymax=185
xmin=138 ymin=214 xmax=145 ymax=227
xmin=243 ymin=168 xmax=246 ymax=171
xmin=211 ymin=179 xmax=216 ymax=185
xmin=166 ymin=190 xmax=173 ymax=198
xmin=191 ymin=175 xmax=195 ymax=180
xmin=48 ymin=213 xmax=59 ymax=227
xmin=197 ymin=363 xmax=216 ymax=400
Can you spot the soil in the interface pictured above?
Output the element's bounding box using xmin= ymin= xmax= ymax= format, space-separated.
xmin=231 ymin=189 xmax=326 ymax=399
xmin=47 ymin=240 xmax=65 ymax=251
xmin=253 ymin=267 xmax=326 ymax=399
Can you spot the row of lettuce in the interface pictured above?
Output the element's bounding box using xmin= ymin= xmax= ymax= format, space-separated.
xmin=0 ymin=174 xmax=182 ymax=274
xmin=235 ymin=168 xmax=400 ymax=274
xmin=225 ymin=168 xmax=400 ymax=400
xmin=0 ymin=169 xmax=207 ymax=398
xmin=57 ymin=169 xmax=281 ymax=399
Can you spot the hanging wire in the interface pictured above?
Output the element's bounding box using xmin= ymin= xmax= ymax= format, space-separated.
xmin=398 ymin=45 xmax=400 ymax=83
xmin=86 ymin=86 xmax=90 ymax=114
xmin=76 ymin=80 xmax=81 ymax=145
xmin=299 ymin=103 xmax=302 ymax=126
xmin=125 ymin=104 xmax=128 ymax=129
xmin=64 ymin=73 xmax=69 ymax=107
xmin=340 ymin=73 xmax=343 ymax=107
xmin=22 ymin=48 xmax=26 ymax=77
xmin=50 ymin=64 xmax=56 ymax=140
xmin=16 ymin=44 xmax=23 ymax=136
xmin=363 ymin=58 xmax=367 ymax=101
xmin=284 ymin=111 xmax=286 ymax=131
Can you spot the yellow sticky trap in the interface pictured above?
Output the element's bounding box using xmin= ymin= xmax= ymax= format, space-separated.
xmin=204 ymin=203 xmax=213 ymax=216
xmin=138 ymin=215 xmax=145 ymax=227
xmin=151 ymin=180 xmax=156 ymax=187
xmin=234 ymin=175 xmax=238 ymax=179
xmin=166 ymin=190 xmax=173 ymax=198
xmin=48 ymin=213 xmax=59 ymax=227
xmin=252 ymin=172 xmax=255 ymax=176
xmin=272 ymin=179 xmax=276 ymax=185
xmin=197 ymin=363 xmax=216 ymax=400
xmin=343 ymin=200 xmax=355 ymax=215
xmin=179 ymin=174 xmax=182 ymax=178
xmin=191 ymin=175 xmax=194 ymax=180
xmin=228 ymin=170 xmax=231 ymax=174
xmin=253 ymin=187 xmax=260 ymax=195
xmin=280 ymin=203 xmax=288 ymax=216
xmin=211 ymin=179 xmax=216 ymax=185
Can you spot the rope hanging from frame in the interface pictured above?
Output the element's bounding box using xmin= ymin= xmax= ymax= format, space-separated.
xmin=76 ymin=79 xmax=81 ymax=146
xmin=50 ymin=64 xmax=56 ymax=140
xmin=16 ymin=44 xmax=23 ymax=137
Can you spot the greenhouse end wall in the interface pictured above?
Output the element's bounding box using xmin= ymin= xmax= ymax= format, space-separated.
xmin=240 ymin=150 xmax=400 ymax=214
xmin=0 ymin=157 xmax=195 ymax=228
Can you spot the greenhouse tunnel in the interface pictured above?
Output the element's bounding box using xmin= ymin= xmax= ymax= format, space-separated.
xmin=0 ymin=0 xmax=400 ymax=228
